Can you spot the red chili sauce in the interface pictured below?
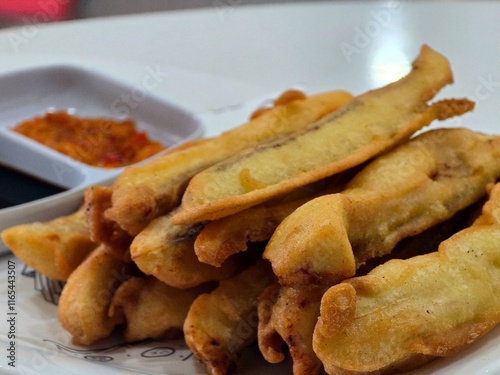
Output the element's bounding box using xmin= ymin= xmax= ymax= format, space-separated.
xmin=13 ymin=112 xmax=166 ymax=168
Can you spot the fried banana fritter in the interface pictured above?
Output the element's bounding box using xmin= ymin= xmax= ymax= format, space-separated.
xmin=184 ymin=260 xmax=276 ymax=375
xmin=313 ymin=183 xmax=500 ymax=375
xmin=106 ymin=90 xmax=353 ymax=235
xmin=1 ymin=206 xmax=96 ymax=281
xmin=264 ymin=128 xmax=500 ymax=286
xmin=173 ymin=45 xmax=472 ymax=225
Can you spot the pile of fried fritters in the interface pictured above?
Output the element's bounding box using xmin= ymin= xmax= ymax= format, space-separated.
xmin=3 ymin=45 xmax=500 ymax=375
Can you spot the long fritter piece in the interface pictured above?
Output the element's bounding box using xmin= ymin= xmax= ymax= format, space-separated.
xmin=105 ymin=90 xmax=353 ymax=235
xmin=264 ymin=128 xmax=500 ymax=286
xmin=130 ymin=213 xmax=245 ymax=289
xmin=258 ymin=207 xmax=475 ymax=375
xmin=1 ymin=206 xmax=97 ymax=281
xmin=195 ymin=198 xmax=311 ymax=267
xmin=194 ymin=172 xmax=353 ymax=266
xmin=173 ymin=45 xmax=473 ymax=225
xmin=313 ymin=183 xmax=500 ymax=375
xmin=84 ymin=185 xmax=132 ymax=252
xmin=58 ymin=244 xmax=137 ymax=345
xmin=109 ymin=276 xmax=212 ymax=343
xmin=183 ymin=260 xmax=276 ymax=375
xmin=259 ymin=284 xmax=328 ymax=375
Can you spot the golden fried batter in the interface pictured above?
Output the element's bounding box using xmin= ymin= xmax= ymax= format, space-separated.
xmin=131 ymin=212 xmax=246 ymax=288
xmin=313 ymin=183 xmax=500 ymax=374
xmin=106 ymin=90 xmax=353 ymax=235
xmin=194 ymin=174 xmax=353 ymax=266
xmin=173 ymin=45 xmax=472 ymax=225
xmin=184 ymin=260 xmax=276 ymax=375
xmin=58 ymin=245 xmax=137 ymax=345
xmin=264 ymin=128 xmax=500 ymax=286
xmin=109 ymin=276 xmax=212 ymax=342
xmin=258 ymin=206 xmax=474 ymax=375
xmin=259 ymin=284 xmax=327 ymax=375
xmin=1 ymin=206 xmax=96 ymax=281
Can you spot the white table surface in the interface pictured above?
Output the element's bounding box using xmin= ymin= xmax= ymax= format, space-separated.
xmin=0 ymin=1 xmax=499 ymax=135
xmin=0 ymin=2 xmax=499 ymax=375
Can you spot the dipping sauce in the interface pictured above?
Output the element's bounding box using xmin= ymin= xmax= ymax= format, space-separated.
xmin=13 ymin=112 xmax=166 ymax=168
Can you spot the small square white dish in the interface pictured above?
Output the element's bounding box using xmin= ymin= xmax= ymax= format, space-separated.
xmin=0 ymin=65 xmax=204 ymax=252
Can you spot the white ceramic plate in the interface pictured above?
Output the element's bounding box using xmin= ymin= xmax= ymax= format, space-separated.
xmin=1 ymin=94 xmax=499 ymax=374
xmin=0 ymin=65 xmax=204 ymax=252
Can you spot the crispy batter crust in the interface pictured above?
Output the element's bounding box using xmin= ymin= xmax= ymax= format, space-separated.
xmin=264 ymin=128 xmax=500 ymax=286
xmin=184 ymin=260 xmax=276 ymax=375
xmin=173 ymin=46 xmax=471 ymax=225
xmin=106 ymin=90 xmax=353 ymax=235
xmin=1 ymin=206 xmax=96 ymax=281
xmin=313 ymin=184 xmax=500 ymax=374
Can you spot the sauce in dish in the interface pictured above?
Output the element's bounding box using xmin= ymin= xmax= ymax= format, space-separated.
xmin=13 ymin=112 xmax=166 ymax=168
